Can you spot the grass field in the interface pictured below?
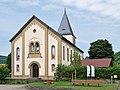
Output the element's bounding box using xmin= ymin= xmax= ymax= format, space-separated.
xmin=31 ymin=81 xmax=117 ymax=90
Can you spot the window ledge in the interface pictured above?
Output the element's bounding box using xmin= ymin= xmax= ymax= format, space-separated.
xmin=28 ymin=52 xmax=42 ymax=58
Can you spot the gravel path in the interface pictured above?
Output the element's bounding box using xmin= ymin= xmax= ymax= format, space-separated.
xmin=0 ymin=85 xmax=74 ymax=90
xmin=0 ymin=85 xmax=28 ymax=90
xmin=117 ymin=83 xmax=120 ymax=90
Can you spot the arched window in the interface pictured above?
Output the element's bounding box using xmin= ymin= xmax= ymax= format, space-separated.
xmin=16 ymin=47 xmax=20 ymax=60
xmin=35 ymin=42 xmax=40 ymax=52
xmin=67 ymin=48 xmax=69 ymax=61
xmin=28 ymin=40 xmax=42 ymax=58
xmin=16 ymin=65 xmax=20 ymax=72
xmin=51 ymin=64 xmax=55 ymax=72
xmin=51 ymin=45 xmax=55 ymax=59
xmin=30 ymin=42 xmax=35 ymax=52
xmin=63 ymin=46 xmax=65 ymax=60
xmin=71 ymin=50 xmax=72 ymax=61
xmin=79 ymin=54 xmax=81 ymax=60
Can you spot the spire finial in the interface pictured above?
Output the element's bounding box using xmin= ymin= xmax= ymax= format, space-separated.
xmin=58 ymin=8 xmax=75 ymax=38
xmin=64 ymin=8 xmax=66 ymax=14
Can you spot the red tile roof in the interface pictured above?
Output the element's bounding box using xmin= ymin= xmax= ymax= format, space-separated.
xmin=81 ymin=58 xmax=112 ymax=67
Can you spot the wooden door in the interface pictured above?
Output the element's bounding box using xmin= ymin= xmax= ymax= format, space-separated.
xmin=33 ymin=64 xmax=39 ymax=77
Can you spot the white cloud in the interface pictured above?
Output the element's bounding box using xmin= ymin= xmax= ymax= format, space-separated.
xmin=53 ymin=0 xmax=120 ymax=19
xmin=77 ymin=39 xmax=89 ymax=44
xmin=0 ymin=0 xmax=41 ymax=7
xmin=41 ymin=4 xmax=61 ymax=11
xmin=0 ymin=0 xmax=15 ymax=2
xmin=0 ymin=4 xmax=15 ymax=14
xmin=17 ymin=0 xmax=40 ymax=7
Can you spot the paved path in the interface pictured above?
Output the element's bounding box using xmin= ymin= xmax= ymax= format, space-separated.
xmin=116 ymin=81 xmax=120 ymax=90
xmin=0 ymin=85 xmax=28 ymax=90
xmin=117 ymin=83 xmax=120 ymax=90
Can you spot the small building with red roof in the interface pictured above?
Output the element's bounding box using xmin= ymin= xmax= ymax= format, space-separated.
xmin=81 ymin=58 xmax=113 ymax=68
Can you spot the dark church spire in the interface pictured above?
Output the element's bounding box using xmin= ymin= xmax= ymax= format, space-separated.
xmin=58 ymin=8 xmax=76 ymax=38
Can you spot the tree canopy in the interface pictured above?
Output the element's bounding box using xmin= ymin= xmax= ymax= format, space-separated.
xmin=70 ymin=48 xmax=81 ymax=67
xmin=6 ymin=53 xmax=11 ymax=72
xmin=0 ymin=65 xmax=10 ymax=80
xmin=88 ymin=39 xmax=114 ymax=59
xmin=113 ymin=51 xmax=120 ymax=65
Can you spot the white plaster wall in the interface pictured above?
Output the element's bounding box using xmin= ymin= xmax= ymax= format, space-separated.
xmin=62 ymin=41 xmax=83 ymax=66
xmin=48 ymin=34 xmax=58 ymax=76
xmin=14 ymin=37 xmax=22 ymax=75
xmin=63 ymin=35 xmax=76 ymax=44
xmin=25 ymin=24 xmax=45 ymax=76
xmin=79 ymin=51 xmax=84 ymax=60
xmin=62 ymin=41 xmax=73 ymax=66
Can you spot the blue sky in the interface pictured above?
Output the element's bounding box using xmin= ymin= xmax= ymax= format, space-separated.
xmin=0 ymin=0 xmax=120 ymax=57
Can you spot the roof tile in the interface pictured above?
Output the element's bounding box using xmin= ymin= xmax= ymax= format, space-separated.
xmin=81 ymin=58 xmax=112 ymax=67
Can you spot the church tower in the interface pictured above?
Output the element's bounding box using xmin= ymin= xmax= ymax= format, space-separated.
xmin=58 ymin=9 xmax=76 ymax=44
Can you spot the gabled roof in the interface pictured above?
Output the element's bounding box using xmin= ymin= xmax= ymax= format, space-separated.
xmin=10 ymin=15 xmax=61 ymax=42
xmin=9 ymin=15 xmax=84 ymax=53
xmin=81 ymin=58 xmax=112 ymax=67
xmin=58 ymin=9 xmax=76 ymax=38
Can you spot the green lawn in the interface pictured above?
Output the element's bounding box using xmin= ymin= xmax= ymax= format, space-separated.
xmin=30 ymin=81 xmax=117 ymax=90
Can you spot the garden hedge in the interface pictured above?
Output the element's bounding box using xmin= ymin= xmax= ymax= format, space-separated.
xmin=56 ymin=64 xmax=120 ymax=81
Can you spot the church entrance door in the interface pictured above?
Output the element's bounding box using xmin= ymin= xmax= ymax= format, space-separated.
xmin=32 ymin=64 xmax=39 ymax=78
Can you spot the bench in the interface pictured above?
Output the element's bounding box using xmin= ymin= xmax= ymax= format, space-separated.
xmin=72 ymin=80 xmax=102 ymax=86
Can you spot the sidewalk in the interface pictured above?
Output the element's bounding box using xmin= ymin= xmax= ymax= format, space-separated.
xmin=116 ymin=81 xmax=120 ymax=90
xmin=0 ymin=85 xmax=28 ymax=90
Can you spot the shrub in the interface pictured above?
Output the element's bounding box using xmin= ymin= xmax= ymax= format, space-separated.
xmin=0 ymin=65 xmax=10 ymax=80
xmin=56 ymin=64 xmax=86 ymax=81
xmin=96 ymin=65 xmax=120 ymax=79
xmin=56 ymin=64 xmax=120 ymax=81
xmin=0 ymin=79 xmax=32 ymax=84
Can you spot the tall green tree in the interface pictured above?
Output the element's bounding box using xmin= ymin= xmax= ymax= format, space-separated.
xmin=113 ymin=51 xmax=120 ymax=65
xmin=0 ymin=66 xmax=10 ymax=80
xmin=70 ymin=48 xmax=81 ymax=67
xmin=6 ymin=53 xmax=11 ymax=72
xmin=88 ymin=39 xmax=114 ymax=59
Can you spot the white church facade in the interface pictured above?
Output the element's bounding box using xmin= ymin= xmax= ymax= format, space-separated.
xmin=10 ymin=10 xmax=84 ymax=79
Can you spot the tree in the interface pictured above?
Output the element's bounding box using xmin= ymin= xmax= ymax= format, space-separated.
xmin=70 ymin=48 xmax=81 ymax=67
xmin=56 ymin=64 xmax=87 ymax=80
xmin=84 ymin=56 xmax=89 ymax=60
xmin=88 ymin=39 xmax=114 ymax=59
xmin=6 ymin=53 xmax=11 ymax=72
xmin=0 ymin=66 xmax=10 ymax=80
xmin=113 ymin=51 xmax=120 ymax=65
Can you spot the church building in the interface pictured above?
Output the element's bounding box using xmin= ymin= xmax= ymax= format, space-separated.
xmin=10 ymin=10 xmax=84 ymax=79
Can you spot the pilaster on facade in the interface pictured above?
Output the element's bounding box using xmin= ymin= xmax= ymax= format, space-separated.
xmin=45 ymin=27 xmax=49 ymax=79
